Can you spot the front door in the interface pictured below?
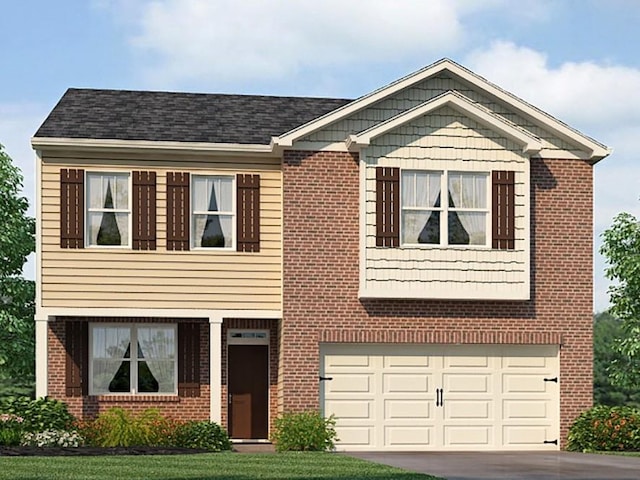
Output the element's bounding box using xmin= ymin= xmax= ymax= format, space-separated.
xmin=228 ymin=344 xmax=269 ymax=439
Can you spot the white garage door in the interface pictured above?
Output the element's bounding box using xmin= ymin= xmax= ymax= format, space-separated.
xmin=320 ymin=344 xmax=559 ymax=451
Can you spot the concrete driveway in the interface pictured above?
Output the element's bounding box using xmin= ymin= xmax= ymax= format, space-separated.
xmin=347 ymin=451 xmax=640 ymax=480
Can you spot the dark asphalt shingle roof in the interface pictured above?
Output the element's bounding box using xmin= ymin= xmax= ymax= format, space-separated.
xmin=34 ymin=88 xmax=353 ymax=145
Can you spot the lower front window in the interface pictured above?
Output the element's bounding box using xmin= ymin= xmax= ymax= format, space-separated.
xmin=90 ymin=324 xmax=177 ymax=395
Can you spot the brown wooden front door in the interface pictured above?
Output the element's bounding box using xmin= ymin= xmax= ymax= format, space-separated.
xmin=228 ymin=344 xmax=269 ymax=439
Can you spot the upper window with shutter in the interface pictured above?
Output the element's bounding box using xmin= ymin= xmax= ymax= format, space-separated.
xmin=166 ymin=171 xmax=261 ymax=253
xmin=60 ymin=169 xmax=156 ymax=250
xmin=376 ymin=167 xmax=514 ymax=250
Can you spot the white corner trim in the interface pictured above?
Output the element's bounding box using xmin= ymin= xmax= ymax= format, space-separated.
xmin=273 ymin=58 xmax=610 ymax=161
xmin=35 ymin=150 xmax=43 ymax=314
xmin=210 ymin=322 xmax=222 ymax=423
xmin=358 ymin=152 xmax=368 ymax=300
xmin=348 ymin=91 xmax=542 ymax=155
xmin=35 ymin=318 xmax=48 ymax=399
xmin=30 ymin=137 xmax=277 ymax=156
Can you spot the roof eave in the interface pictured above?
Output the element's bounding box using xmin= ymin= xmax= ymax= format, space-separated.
xmin=31 ymin=137 xmax=277 ymax=156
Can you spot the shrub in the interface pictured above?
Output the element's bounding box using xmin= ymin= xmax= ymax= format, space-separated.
xmin=567 ymin=405 xmax=640 ymax=452
xmin=0 ymin=413 xmax=25 ymax=446
xmin=270 ymin=411 xmax=337 ymax=452
xmin=21 ymin=430 xmax=84 ymax=447
xmin=81 ymin=407 xmax=176 ymax=447
xmin=171 ymin=421 xmax=232 ymax=451
xmin=0 ymin=397 xmax=75 ymax=433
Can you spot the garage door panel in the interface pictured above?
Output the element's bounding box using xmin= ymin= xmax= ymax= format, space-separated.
xmin=385 ymin=426 xmax=431 ymax=446
xmin=384 ymin=354 xmax=430 ymax=368
xmin=383 ymin=373 xmax=431 ymax=393
xmin=325 ymin=354 xmax=371 ymax=367
xmin=444 ymin=353 xmax=490 ymax=368
xmin=503 ymin=400 xmax=548 ymax=419
xmin=335 ymin=426 xmax=373 ymax=446
xmin=503 ymin=374 xmax=548 ymax=393
xmin=444 ymin=426 xmax=492 ymax=446
xmin=445 ymin=400 xmax=492 ymax=420
xmin=385 ymin=399 xmax=432 ymax=419
xmin=503 ymin=425 xmax=555 ymax=447
xmin=325 ymin=399 xmax=372 ymax=419
xmin=327 ymin=374 xmax=371 ymax=393
xmin=444 ymin=373 xmax=491 ymax=393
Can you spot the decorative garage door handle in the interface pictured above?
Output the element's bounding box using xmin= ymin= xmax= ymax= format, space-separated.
xmin=319 ymin=376 xmax=333 ymax=381
xmin=435 ymin=388 xmax=444 ymax=407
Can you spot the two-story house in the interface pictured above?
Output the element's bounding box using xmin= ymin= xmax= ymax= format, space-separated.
xmin=32 ymin=59 xmax=609 ymax=451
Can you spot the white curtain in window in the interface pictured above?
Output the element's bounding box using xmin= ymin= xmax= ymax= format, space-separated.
xmin=401 ymin=171 xmax=441 ymax=243
xmin=449 ymin=173 xmax=487 ymax=244
xmin=137 ymin=327 xmax=176 ymax=393
xmin=192 ymin=176 xmax=233 ymax=247
xmin=87 ymin=174 xmax=129 ymax=246
xmin=92 ymin=327 xmax=131 ymax=393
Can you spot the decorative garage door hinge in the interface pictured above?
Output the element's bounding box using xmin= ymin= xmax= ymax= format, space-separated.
xmin=319 ymin=376 xmax=333 ymax=381
xmin=543 ymin=377 xmax=558 ymax=383
xmin=544 ymin=439 xmax=558 ymax=445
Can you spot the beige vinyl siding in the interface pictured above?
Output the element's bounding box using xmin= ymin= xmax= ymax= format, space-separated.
xmin=41 ymin=152 xmax=282 ymax=310
xmin=302 ymin=74 xmax=583 ymax=157
xmin=362 ymin=107 xmax=529 ymax=300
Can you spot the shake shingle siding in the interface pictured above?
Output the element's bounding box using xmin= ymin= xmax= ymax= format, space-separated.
xmin=34 ymin=88 xmax=352 ymax=144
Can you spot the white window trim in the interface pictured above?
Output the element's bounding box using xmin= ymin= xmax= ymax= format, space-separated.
xmin=85 ymin=171 xmax=132 ymax=249
xmin=227 ymin=329 xmax=270 ymax=345
xmin=191 ymin=174 xmax=236 ymax=251
xmin=400 ymin=169 xmax=491 ymax=248
xmin=89 ymin=323 xmax=178 ymax=396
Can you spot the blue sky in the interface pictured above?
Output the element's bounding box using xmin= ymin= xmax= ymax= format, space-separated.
xmin=1 ymin=0 xmax=639 ymax=312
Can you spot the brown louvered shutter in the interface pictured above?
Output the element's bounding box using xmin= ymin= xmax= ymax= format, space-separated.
xmin=492 ymin=170 xmax=516 ymax=250
xmin=376 ymin=167 xmax=400 ymax=247
xmin=178 ymin=322 xmax=200 ymax=397
xmin=236 ymin=174 xmax=260 ymax=252
xmin=65 ymin=321 xmax=88 ymax=397
xmin=132 ymin=171 xmax=157 ymax=250
xmin=166 ymin=172 xmax=190 ymax=251
xmin=60 ymin=169 xmax=85 ymax=248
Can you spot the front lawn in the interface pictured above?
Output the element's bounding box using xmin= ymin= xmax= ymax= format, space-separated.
xmin=0 ymin=452 xmax=440 ymax=480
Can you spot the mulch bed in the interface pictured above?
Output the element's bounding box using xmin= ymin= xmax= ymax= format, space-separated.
xmin=0 ymin=446 xmax=211 ymax=456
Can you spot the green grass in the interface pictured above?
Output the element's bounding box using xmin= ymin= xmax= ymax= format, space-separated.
xmin=0 ymin=452 xmax=440 ymax=480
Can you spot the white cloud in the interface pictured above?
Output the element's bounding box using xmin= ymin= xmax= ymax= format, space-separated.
xmin=465 ymin=41 xmax=640 ymax=131
xmin=109 ymin=0 xmax=512 ymax=88
xmin=466 ymin=42 xmax=640 ymax=312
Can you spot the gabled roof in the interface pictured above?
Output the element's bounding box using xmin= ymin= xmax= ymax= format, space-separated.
xmin=274 ymin=58 xmax=610 ymax=161
xmin=347 ymin=90 xmax=542 ymax=155
xmin=33 ymin=88 xmax=351 ymax=145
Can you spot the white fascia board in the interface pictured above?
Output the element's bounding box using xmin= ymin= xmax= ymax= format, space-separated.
xmin=31 ymin=137 xmax=277 ymax=157
xmin=349 ymin=91 xmax=542 ymax=155
xmin=274 ymin=58 xmax=610 ymax=161
xmin=38 ymin=307 xmax=282 ymax=320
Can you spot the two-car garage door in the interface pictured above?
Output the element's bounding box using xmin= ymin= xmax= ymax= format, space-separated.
xmin=320 ymin=344 xmax=559 ymax=451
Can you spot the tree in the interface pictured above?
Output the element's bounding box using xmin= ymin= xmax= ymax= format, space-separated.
xmin=0 ymin=144 xmax=35 ymax=396
xmin=600 ymin=211 xmax=640 ymax=389
xmin=593 ymin=312 xmax=640 ymax=407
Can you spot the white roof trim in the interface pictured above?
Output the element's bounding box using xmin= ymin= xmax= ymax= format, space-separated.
xmin=346 ymin=91 xmax=542 ymax=155
xmin=273 ymin=58 xmax=610 ymax=161
xmin=31 ymin=137 xmax=276 ymax=156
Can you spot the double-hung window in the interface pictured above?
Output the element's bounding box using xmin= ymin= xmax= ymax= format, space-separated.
xmin=192 ymin=175 xmax=234 ymax=248
xmin=401 ymin=170 xmax=489 ymax=246
xmin=90 ymin=324 xmax=177 ymax=395
xmin=86 ymin=172 xmax=130 ymax=247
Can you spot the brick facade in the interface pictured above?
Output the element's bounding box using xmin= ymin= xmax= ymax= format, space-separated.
xmin=47 ymin=317 xmax=210 ymax=421
xmin=280 ymin=150 xmax=593 ymax=448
